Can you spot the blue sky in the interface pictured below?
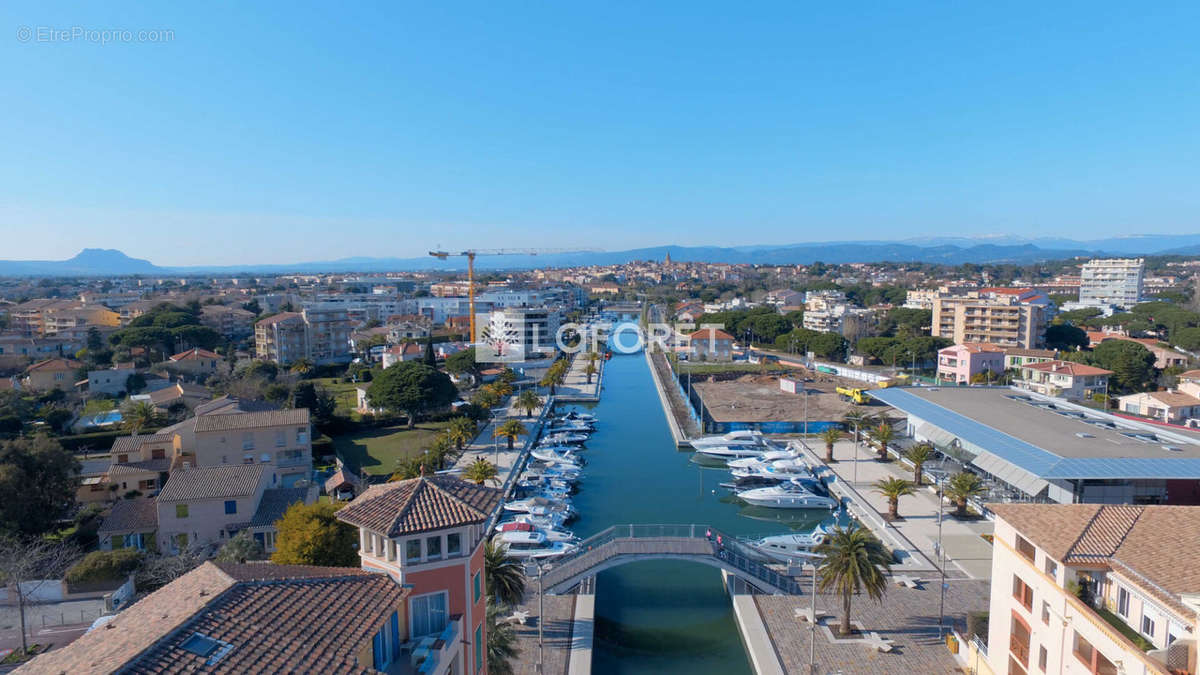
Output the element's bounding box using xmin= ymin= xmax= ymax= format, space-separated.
xmin=2 ymin=2 xmax=1198 ymax=265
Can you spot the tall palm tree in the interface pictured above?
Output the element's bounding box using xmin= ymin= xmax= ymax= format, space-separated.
xmin=486 ymin=602 xmax=519 ymax=675
xmin=498 ymin=368 xmax=518 ymax=384
xmin=819 ymin=427 xmax=843 ymax=463
xmin=473 ymin=388 xmax=501 ymax=410
xmin=490 ymin=380 xmax=514 ymax=398
xmin=815 ymin=523 xmax=892 ymax=637
xmin=904 ymin=442 xmax=935 ymax=486
xmin=424 ymin=436 xmax=455 ymax=470
xmin=873 ymin=477 xmax=915 ymax=520
xmin=445 ymin=416 xmax=477 ymax=452
xmin=289 ymin=358 xmax=313 ymax=377
xmin=463 ymin=457 xmax=499 ymax=485
xmin=842 ymin=410 xmax=867 ymax=443
xmin=516 ymin=389 xmax=543 ymax=417
xmin=484 ymin=538 xmax=526 ymax=606
xmin=945 ymin=472 xmax=986 ymax=519
xmin=584 ymin=361 xmax=597 ymax=384
xmin=494 ymin=419 xmax=527 ymax=450
xmin=122 ymin=400 xmax=161 ymax=433
xmin=869 ymin=422 xmax=896 ymax=460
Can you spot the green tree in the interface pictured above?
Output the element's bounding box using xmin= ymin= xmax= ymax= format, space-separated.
xmin=1091 ymin=339 xmax=1157 ymax=393
xmin=869 ymin=422 xmax=895 ymax=460
xmin=873 ymin=477 xmax=915 ymax=520
xmin=584 ymin=361 xmax=598 ymax=384
xmin=0 ymin=436 xmax=80 ymax=536
xmin=423 ymin=338 xmax=437 ymax=367
xmin=484 ymin=537 xmax=526 ymax=606
xmin=494 ymin=419 xmax=528 ymax=449
xmin=215 ymin=530 xmax=267 ymax=563
xmin=1044 ymin=324 xmax=1089 ymax=351
xmin=293 ymin=381 xmax=337 ymax=429
xmin=945 ymin=472 xmax=986 ymax=519
xmin=517 ymin=390 xmax=543 ymax=417
xmin=445 ymin=416 xmax=477 ymax=452
xmin=271 ymin=501 xmax=358 ymax=567
xmin=462 ymin=457 xmax=499 ymax=485
xmin=819 ymin=427 xmax=842 ymax=463
xmin=289 ymin=358 xmax=314 ymax=377
xmin=904 ymin=442 xmax=934 ymax=486
xmin=815 ymin=523 xmax=892 ymax=637
xmin=444 ymin=347 xmax=480 ymax=376
xmin=367 ymin=361 xmax=458 ymax=429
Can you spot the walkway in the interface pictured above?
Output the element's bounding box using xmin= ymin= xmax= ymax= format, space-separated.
xmin=555 ymin=354 xmax=603 ymax=402
xmin=539 ymin=524 xmax=801 ymax=595
xmin=804 ymin=439 xmax=995 ymax=579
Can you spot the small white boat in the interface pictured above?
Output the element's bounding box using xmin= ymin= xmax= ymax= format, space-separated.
xmin=539 ymin=433 xmax=589 ymax=446
xmin=521 ymin=467 xmax=580 ymax=482
xmin=730 ymin=458 xmax=811 ymax=480
xmin=496 ymin=521 xmax=577 ymax=543
xmin=737 ymin=481 xmax=838 ymax=510
xmin=695 ymin=445 xmax=766 ymax=460
xmin=747 ymin=528 xmax=827 ymax=562
xmin=562 ymin=411 xmax=596 ymax=422
xmin=690 ymin=430 xmax=768 ymax=450
xmin=503 ymin=496 xmax=575 ymax=517
xmin=548 ymin=425 xmax=593 ymax=436
xmin=496 ymin=531 xmax=578 ymax=559
xmin=532 ymin=447 xmax=582 ymax=464
xmin=533 ymin=457 xmax=583 ymax=472
xmin=726 ymin=448 xmax=799 ymax=469
xmin=497 ymin=512 xmax=569 ymax=531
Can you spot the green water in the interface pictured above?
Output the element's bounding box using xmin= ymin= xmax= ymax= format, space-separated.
xmin=562 ymin=353 xmax=840 ymax=674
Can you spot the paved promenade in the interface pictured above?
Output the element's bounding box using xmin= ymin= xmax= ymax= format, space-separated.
xmin=556 ymin=354 xmax=603 ymax=401
xmin=451 ymin=396 xmax=546 ymax=483
xmin=808 ymin=439 xmax=995 ymax=580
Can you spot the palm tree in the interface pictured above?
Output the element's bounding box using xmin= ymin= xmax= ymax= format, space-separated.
xmin=815 ymin=523 xmax=892 ymax=637
xmin=516 ymin=389 xmax=542 ymax=417
xmin=484 ymin=537 xmax=526 ymax=606
xmin=869 ymin=422 xmax=896 ymax=460
xmin=819 ymin=427 xmax=842 ymax=463
xmin=289 ymin=358 xmax=314 ymax=377
xmin=584 ymin=361 xmax=597 ymax=384
xmin=490 ymin=381 xmax=514 ymax=398
xmin=945 ymin=472 xmax=986 ymax=519
xmin=473 ymin=388 xmax=501 ymax=410
xmin=486 ymin=602 xmax=519 ymax=674
xmin=122 ymin=400 xmax=161 ymax=433
xmin=904 ymin=442 xmax=935 ymax=486
xmin=498 ymin=368 xmax=518 ymax=384
xmin=424 ymin=436 xmax=455 ymax=470
xmin=842 ymin=410 xmax=867 ymax=443
xmin=445 ymin=416 xmax=477 ymax=452
xmin=494 ymin=419 xmax=527 ymax=450
xmin=463 ymin=457 xmax=499 ymax=485
xmin=873 ymin=477 xmax=915 ymax=520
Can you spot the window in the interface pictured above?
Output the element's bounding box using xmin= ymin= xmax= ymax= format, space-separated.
xmin=1141 ymin=614 xmax=1156 ymax=638
xmin=1117 ymin=587 xmax=1130 ymax=617
xmin=1038 ymin=646 xmax=1047 ymax=672
xmin=473 ymin=571 xmax=482 ymax=603
xmin=410 ymin=592 xmax=448 ymax=637
xmin=1012 ymin=574 xmax=1033 ymax=611
xmin=1043 ymin=557 xmax=1057 ymax=579
xmin=176 ymin=504 xmax=189 ymax=518
xmin=1015 ymin=535 xmax=1036 ymax=562
xmin=405 ymin=539 xmax=421 ymax=562
xmin=117 ymin=454 xmax=129 ymax=464
xmin=152 ymin=448 xmax=166 ymax=459
xmin=426 ymin=536 xmax=442 ymax=559
xmin=275 ymin=430 xmax=286 ymax=447
xmin=1041 ymin=601 xmax=1050 ymax=625
xmin=475 ymin=623 xmax=483 ymax=673
xmin=174 ymin=533 xmax=189 ymax=550
xmin=447 ymin=532 xmax=462 ymax=557
xmin=1010 ymin=614 xmax=1031 ymax=667
xmin=243 ymin=453 xmax=254 ymax=464
xmin=242 ymin=432 xmax=254 ymax=450
xmin=224 ymin=500 xmax=237 ymax=515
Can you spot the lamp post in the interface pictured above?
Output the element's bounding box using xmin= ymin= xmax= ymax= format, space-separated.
xmin=537 ymin=562 xmax=545 ymax=674
xmin=852 ymin=423 xmax=860 ymax=487
xmin=936 ymin=476 xmax=947 ymax=639
xmin=806 ymin=554 xmax=826 ymax=674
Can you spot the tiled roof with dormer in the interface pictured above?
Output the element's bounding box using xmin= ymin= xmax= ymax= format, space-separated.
xmin=336 ymin=475 xmax=501 ymax=537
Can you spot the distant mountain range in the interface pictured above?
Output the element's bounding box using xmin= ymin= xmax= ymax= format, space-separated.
xmin=2 ymin=234 xmax=1199 ymax=276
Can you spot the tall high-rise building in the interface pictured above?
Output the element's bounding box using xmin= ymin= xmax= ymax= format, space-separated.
xmin=931 ymin=290 xmax=1047 ymax=349
xmin=1079 ymin=258 xmax=1144 ymax=309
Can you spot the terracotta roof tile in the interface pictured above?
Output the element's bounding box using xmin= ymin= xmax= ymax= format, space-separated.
xmin=193 ymin=408 xmax=308 ymax=432
xmin=99 ymin=498 xmax=159 ymax=533
xmin=336 ymin=475 xmax=502 ymax=537
xmin=157 ymin=464 xmax=266 ymax=502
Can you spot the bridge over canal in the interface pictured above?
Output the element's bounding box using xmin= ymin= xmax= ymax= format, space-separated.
xmin=536 ymin=524 xmax=803 ymax=596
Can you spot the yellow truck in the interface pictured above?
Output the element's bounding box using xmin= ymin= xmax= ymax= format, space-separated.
xmin=836 ymin=386 xmax=871 ymax=404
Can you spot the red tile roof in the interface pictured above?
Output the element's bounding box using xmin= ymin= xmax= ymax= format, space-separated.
xmin=336 ymin=475 xmax=502 ymax=537
xmin=170 ymin=347 xmax=221 ymax=361
xmin=688 ymin=328 xmax=735 ymax=341
xmin=1021 ymin=360 xmax=1113 ymax=377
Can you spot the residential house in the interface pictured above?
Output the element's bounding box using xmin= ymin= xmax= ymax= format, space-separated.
xmin=0 ymin=335 xmax=80 ymax=368
xmin=985 ymin=503 xmax=1199 ymax=675
xmin=387 ymin=314 xmax=433 ymax=342
xmin=381 ymin=342 xmax=424 ymax=368
xmin=184 ymin=408 xmax=312 ymax=488
xmin=246 ymin=486 xmax=311 ymax=554
xmin=1087 ymin=332 xmax=1190 ymax=370
xmin=97 ymin=499 xmax=159 ymax=552
xmin=1017 ymin=360 xmax=1113 ymax=402
xmin=337 ymin=475 xmax=501 ymax=675
xmin=22 ymin=357 xmax=82 ymax=390
xmin=688 ymin=327 xmax=735 ymax=361
xmin=168 ymin=347 xmax=222 ymax=377
xmin=155 ymin=464 xmax=271 ymax=554
xmin=1004 ymin=347 xmax=1059 ymax=371
xmin=132 ymin=381 xmax=212 ymax=413
xmin=936 ymin=344 xmax=1005 ymax=384
xmin=1118 ymin=390 xmax=1200 ymax=426
xmin=20 ymin=562 xmax=413 ymax=674
xmin=86 ymin=365 xmax=139 ymax=396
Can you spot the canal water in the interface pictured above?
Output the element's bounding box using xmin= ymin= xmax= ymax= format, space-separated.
xmin=561 ymin=353 xmax=841 ymax=674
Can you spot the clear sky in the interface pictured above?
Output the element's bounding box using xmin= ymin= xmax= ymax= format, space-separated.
xmin=2 ymin=2 xmax=1198 ymax=265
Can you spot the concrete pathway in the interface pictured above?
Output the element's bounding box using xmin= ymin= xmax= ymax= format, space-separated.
xmin=811 ymin=439 xmax=994 ymax=580
xmin=451 ymin=397 xmax=545 ymax=486
xmin=556 ymin=355 xmax=602 ymax=401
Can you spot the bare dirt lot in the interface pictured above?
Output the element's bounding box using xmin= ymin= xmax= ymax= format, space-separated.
xmin=689 ymin=366 xmax=890 ymax=423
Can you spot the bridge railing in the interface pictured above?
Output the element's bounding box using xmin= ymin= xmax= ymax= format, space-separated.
xmin=545 ymin=523 xmax=803 ymax=595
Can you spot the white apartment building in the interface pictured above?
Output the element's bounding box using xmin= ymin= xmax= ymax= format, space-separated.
xmin=479 ymin=307 xmax=560 ymax=358
xmin=1079 ymin=258 xmax=1144 ymax=310
xmin=255 ymin=308 xmax=353 ymax=365
xmin=986 ymin=503 xmax=1198 ymax=675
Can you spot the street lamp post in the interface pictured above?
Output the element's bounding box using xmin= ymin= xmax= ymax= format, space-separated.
xmin=537 ymin=563 xmax=545 ymax=674
xmin=807 ymin=556 xmax=825 ymax=674
xmin=852 ymin=423 xmax=860 ymax=487
xmin=936 ymin=477 xmax=947 ymax=639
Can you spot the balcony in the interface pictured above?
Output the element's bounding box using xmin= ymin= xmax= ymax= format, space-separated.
xmin=390 ymin=616 xmax=462 ymax=675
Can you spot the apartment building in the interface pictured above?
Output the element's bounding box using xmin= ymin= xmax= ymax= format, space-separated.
xmin=1080 ymin=258 xmax=1145 ymax=310
xmin=41 ymin=307 xmax=120 ymax=339
xmin=254 ymin=308 xmax=353 ymax=365
xmin=479 ymin=307 xmax=561 ymax=358
xmin=1016 ymin=360 xmax=1112 ymax=402
xmin=986 ymin=503 xmax=1198 ymax=675
xmin=802 ymin=304 xmax=875 ymax=338
xmin=6 ymin=298 xmax=80 ymax=336
xmin=199 ymin=304 xmax=256 ymax=339
xmin=932 ymin=291 xmax=1047 ymax=349
xmin=337 ymin=475 xmax=502 ymax=675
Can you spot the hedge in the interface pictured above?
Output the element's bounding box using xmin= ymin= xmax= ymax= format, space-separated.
xmin=65 ymin=549 xmax=143 ymax=585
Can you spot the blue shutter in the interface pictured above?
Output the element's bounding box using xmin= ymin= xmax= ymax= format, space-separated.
xmin=389 ymin=612 xmax=401 ymax=658
xmin=372 ymin=631 xmax=384 ymax=668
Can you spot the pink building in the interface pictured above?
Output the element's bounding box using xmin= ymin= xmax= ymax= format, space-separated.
xmin=937 ymin=343 xmax=1005 ymax=384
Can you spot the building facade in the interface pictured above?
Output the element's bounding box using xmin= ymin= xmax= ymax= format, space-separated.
xmin=932 ymin=293 xmax=1046 ymax=349
xmin=1080 ymin=258 xmax=1145 ymax=310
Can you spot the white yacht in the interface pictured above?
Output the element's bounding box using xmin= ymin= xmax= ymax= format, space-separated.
xmin=690 ymin=430 xmax=768 ymax=450
xmin=495 ymin=531 xmax=578 ymax=559
xmin=532 ymin=447 xmax=582 ymax=464
xmin=497 ymin=512 xmax=569 ymax=531
xmin=726 ymin=449 xmax=799 ymax=469
xmin=521 ymin=466 xmax=581 ymax=483
xmin=502 ymin=496 xmax=575 ymax=517
xmin=695 ymin=445 xmax=767 ymax=460
xmin=539 ymin=432 xmax=589 ymax=446
xmin=730 ymin=458 xmax=811 ymax=480
xmin=562 ymin=411 xmax=597 ymax=422
xmin=737 ymin=481 xmax=839 ymax=510
xmin=747 ymin=528 xmax=827 ymax=562
xmin=496 ymin=521 xmax=577 ymax=543
xmin=533 ymin=457 xmax=583 ymax=473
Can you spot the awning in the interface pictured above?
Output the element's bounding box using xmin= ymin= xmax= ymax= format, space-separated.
xmin=971 ymin=451 xmax=1049 ymax=497
xmin=915 ymin=422 xmax=959 ymax=449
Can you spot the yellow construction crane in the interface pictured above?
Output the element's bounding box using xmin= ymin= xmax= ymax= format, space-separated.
xmin=428 ymin=247 xmax=595 ymax=340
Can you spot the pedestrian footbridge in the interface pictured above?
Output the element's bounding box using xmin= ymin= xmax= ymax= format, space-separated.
xmin=536 ymin=524 xmax=802 ymax=595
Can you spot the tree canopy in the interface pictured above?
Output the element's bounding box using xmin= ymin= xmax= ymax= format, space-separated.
xmin=0 ymin=436 xmax=80 ymax=536
xmin=271 ymin=501 xmax=358 ymax=567
xmin=367 ymin=361 xmax=458 ymax=428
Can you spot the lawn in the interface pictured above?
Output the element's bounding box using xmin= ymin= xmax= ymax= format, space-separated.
xmin=83 ymin=398 xmax=117 ymax=415
xmin=310 ymin=377 xmax=365 ymax=416
xmin=330 ymin=421 xmax=453 ymax=476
